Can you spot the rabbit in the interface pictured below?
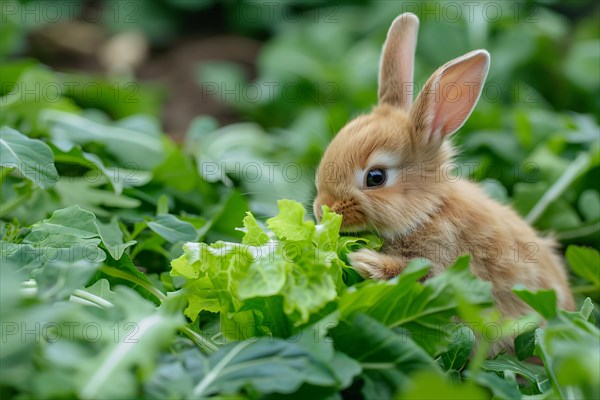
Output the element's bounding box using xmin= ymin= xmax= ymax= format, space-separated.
xmin=312 ymin=12 xmax=575 ymax=319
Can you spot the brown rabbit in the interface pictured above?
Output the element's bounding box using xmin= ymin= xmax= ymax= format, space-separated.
xmin=313 ymin=13 xmax=575 ymax=318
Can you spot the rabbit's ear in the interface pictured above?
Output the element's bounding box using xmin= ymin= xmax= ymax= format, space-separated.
xmin=378 ymin=13 xmax=419 ymax=110
xmin=410 ymin=50 xmax=490 ymax=144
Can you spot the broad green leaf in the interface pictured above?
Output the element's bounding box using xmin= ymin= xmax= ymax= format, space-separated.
xmin=57 ymin=73 xmax=161 ymax=119
xmin=23 ymin=233 xmax=106 ymax=264
xmin=0 ymin=66 xmax=79 ymax=133
xmin=565 ymin=245 xmax=600 ymax=287
xmin=482 ymin=355 xmax=549 ymax=393
xmin=564 ymin=39 xmax=600 ymax=88
xmin=146 ymin=324 xmax=359 ymax=399
xmin=187 ymin=338 xmax=357 ymax=397
xmin=143 ymin=349 xmax=199 ymax=399
xmin=50 ymin=144 xmax=151 ymax=195
xmin=81 ymin=279 xmax=119 ymax=305
xmin=152 ymin=140 xmax=197 ymax=192
xmin=463 ymin=129 xmax=523 ymax=163
xmin=76 ymin=288 xmax=183 ymax=399
xmin=147 ymin=214 xmax=197 ymax=243
xmin=53 ymin=178 xmax=141 ymax=217
xmin=535 ymin=300 xmax=600 ymax=400
xmin=184 ymin=115 xmax=219 ymax=153
xmin=339 ymin=256 xmax=493 ymax=355
xmin=513 ymin=285 xmax=557 ymax=319
xmin=41 ymin=109 xmax=165 ymax=170
xmin=96 ymin=217 xmax=136 ymax=260
xmin=30 ymin=205 xmax=98 ymax=238
xmin=293 ymin=313 xmax=361 ymax=389
xmin=26 ymin=206 xmax=131 ymax=262
xmin=190 ymin=337 xmax=335 ymax=398
xmin=398 ymin=370 xmax=489 ymax=399
xmin=204 ymin=190 xmax=248 ymax=242
xmin=471 ymin=370 xmax=521 ymax=400
xmin=24 ymin=207 xmax=107 ymax=264
xmin=514 ymin=328 xmax=537 ymax=361
xmin=440 ymin=326 xmax=475 ymax=371
xmin=513 ymin=182 xmax=583 ymax=230
xmin=0 ymin=295 xmax=79 ymax=393
xmin=1 ymin=240 xmax=48 ymax=276
xmin=196 ymin=62 xmax=247 ymax=98
xmin=0 ymin=126 xmax=59 ymax=188
xmin=32 ymin=259 xmax=100 ymax=301
xmin=578 ymin=190 xmax=600 ymax=221
xmin=100 ymin=253 xmax=162 ymax=302
xmin=332 ymin=314 xmax=441 ymax=399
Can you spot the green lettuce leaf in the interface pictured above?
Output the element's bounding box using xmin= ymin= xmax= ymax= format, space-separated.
xmin=170 ymin=200 xmax=351 ymax=340
xmin=266 ymin=199 xmax=315 ymax=241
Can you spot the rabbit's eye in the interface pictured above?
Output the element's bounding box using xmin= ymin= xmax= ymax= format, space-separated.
xmin=366 ymin=168 xmax=387 ymax=187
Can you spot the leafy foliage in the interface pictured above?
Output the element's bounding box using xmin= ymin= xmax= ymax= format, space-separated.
xmin=171 ymin=200 xmax=372 ymax=339
xmin=1 ymin=1 xmax=599 ymax=399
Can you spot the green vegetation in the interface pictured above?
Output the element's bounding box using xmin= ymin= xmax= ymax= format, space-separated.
xmin=1 ymin=1 xmax=599 ymax=399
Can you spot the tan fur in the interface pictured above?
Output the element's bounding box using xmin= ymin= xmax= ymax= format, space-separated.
xmin=313 ymin=13 xmax=575 ymax=318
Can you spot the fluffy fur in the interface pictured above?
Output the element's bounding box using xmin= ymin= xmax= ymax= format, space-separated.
xmin=313 ymin=13 xmax=575 ymax=317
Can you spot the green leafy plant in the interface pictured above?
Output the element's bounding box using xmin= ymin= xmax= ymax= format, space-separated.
xmin=1 ymin=1 xmax=599 ymax=398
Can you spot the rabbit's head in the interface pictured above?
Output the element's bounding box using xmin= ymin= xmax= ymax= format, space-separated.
xmin=313 ymin=13 xmax=490 ymax=238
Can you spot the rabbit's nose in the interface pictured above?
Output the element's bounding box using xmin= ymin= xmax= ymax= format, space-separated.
xmin=329 ymin=201 xmax=344 ymax=215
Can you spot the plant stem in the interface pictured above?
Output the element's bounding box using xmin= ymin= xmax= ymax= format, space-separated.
xmin=71 ymin=289 xmax=115 ymax=308
xmin=526 ymin=152 xmax=590 ymax=224
xmin=572 ymin=284 xmax=599 ymax=294
xmin=129 ymin=222 xmax=148 ymax=241
xmin=99 ymin=266 xmax=166 ymax=302
xmin=180 ymin=325 xmax=218 ymax=354
xmin=193 ymin=341 xmax=251 ymax=397
xmin=555 ymin=221 xmax=600 ymax=240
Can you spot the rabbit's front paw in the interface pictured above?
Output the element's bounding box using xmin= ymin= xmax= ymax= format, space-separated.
xmin=349 ymin=249 xmax=404 ymax=280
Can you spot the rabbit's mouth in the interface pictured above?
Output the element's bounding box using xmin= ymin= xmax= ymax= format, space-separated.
xmin=338 ymin=217 xmax=382 ymax=237
xmin=329 ymin=200 xmax=367 ymax=226
xmin=339 ymin=224 xmax=370 ymax=234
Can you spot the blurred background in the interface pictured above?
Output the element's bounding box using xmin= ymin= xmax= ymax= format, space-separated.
xmin=2 ymin=3 xmax=599 ymax=398
xmin=1 ymin=0 xmax=599 ymax=249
